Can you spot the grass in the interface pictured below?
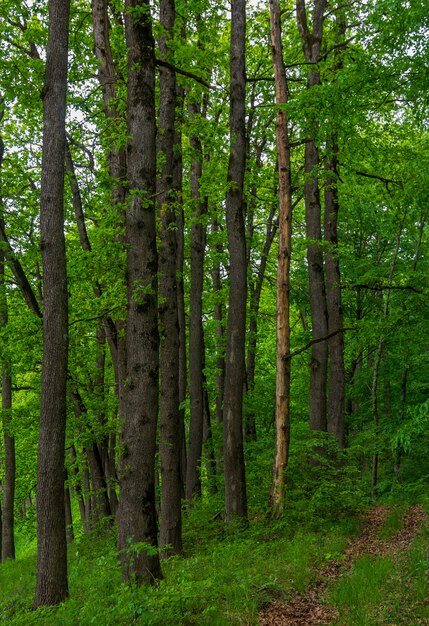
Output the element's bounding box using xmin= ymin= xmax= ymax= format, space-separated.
xmin=327 ymin=527 xmax=429 ymax=625
xmin=0 ymin=504 xmax=357 ymax=625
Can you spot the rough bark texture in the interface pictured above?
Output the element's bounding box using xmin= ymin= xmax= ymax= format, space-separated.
xmin=118 ymin=0 xmax=162 ymax=584
xmin=223 ymin=0 xmax=248 ymax=522
xmin=35 ymin=0 xmax=70 ymax=606
xmin=296 ymin=0 xmax=328 ymax=433
xmin=185 ymin=101 xmax=207 ymax=505
xmin=324 ymin=151 xmax=346 ymax=448
xmin=269 ymin=0 xmax=293 ymax=517
xmin=158 ymin=0 xmax=182 ymax=555
xmin=0 ymin=133 xmax=15 ymax=562
xmin=0 ymin=264 xmax=15 ymax=561
xmin=174 ymin=85 xmax=187 ymax=495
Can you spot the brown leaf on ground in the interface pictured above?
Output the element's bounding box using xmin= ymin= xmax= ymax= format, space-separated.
xmin=259 ymin=505 xmax=428 ymax=626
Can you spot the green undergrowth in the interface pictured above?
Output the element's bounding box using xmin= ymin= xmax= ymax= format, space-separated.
xmin=0 ymin=506 xmax=358 ymax=626
xmin=328 ymin=525 xmax=429 ymax=625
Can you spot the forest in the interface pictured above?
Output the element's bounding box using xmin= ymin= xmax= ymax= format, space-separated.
xmin=0 ymin=0 xmax=428 ymax=623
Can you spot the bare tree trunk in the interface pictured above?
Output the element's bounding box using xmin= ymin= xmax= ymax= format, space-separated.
xmin=35 ymin=0 xmax=70 ymax=607
xmin=174 ymin=84 xmax=187 ymax=496
xmin=269 ymin=0 xmax=293 ymax=517
xmin=296 ymin=0 xmax=328 ymax=433
xmin=324 ymin=149 xmax=346 ymax=448
xmin=118 ymin=0 xmax=162 ymax=585
xmin=91 ymin=0 xmax=127 ymax=428
xmin=158 ymin=0 xmax=182 ymax=556
xmin=223 ymin=0 xmax=248 ymax=522
xmin=0 ymin=214 xmax=15 ymax=561
xmin=186 ymin=101 xmax=207 ymax=505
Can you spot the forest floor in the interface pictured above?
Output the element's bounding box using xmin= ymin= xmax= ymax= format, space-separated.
xmin=259 ymin=505 xmax=428 ymax=625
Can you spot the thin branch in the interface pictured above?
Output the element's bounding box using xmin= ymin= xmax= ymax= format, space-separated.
xmin=344 ymin=283 xmax=423 ymax=294
xmin=155 ymin=59 xmax=213 ymax=89
xmin=284 ymin=327 xmax=355 ymax=361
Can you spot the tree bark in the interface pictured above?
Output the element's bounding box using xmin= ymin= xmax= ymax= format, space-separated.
xmin=1 ymin=325 xmax=15 ymax=561
xmin=158 ymin=0 xmax=182 ymax=556
xmin=174 ymin=84 xmax=187 ymax=496
xmin=269 ymin=0 xmax=293 ymax=517
xmin=35 ymin=0 xmax=70 ymax=607
xmin=0 ymin=129 xmax=15 ymax=563
xmin=223 ymin=0 xmax=248 ymax=522
xmin=296 ymin=0 xmax=328 ymax=433
xmin=118 ymin=0 xmax=162 ymax=584
xmin=91 ymin=0 xmax=127 ymax=430
xmin=324 ymin=149 xmax=346 ymax=448
xmin=185 ymin=101 xmax=207 ymax=505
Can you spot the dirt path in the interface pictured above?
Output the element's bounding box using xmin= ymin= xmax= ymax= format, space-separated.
xmin=259 ymin=505 xmax=427 ymax=626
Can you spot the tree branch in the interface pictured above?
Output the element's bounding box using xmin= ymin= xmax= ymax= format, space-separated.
xmin=284 ymin=327 xmax=355 ymax=360
xmin=155 ymin=59 xmax=213 ymax=89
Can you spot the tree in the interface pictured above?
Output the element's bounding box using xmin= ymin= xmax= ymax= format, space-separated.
xmin=117 ymin=0 xmax=162 ymax=585
xmin=269 ymin=0 xmax=293 ymax=516
xmin=296 ymin=0 xmax=329 ymax=433
xmin=158 ymin=0 xmax=182 ymax=555
xmin=223 ymin=0 xmax=248 ymax=522
xmin=34 ymin=0 xmax=70 ymax=607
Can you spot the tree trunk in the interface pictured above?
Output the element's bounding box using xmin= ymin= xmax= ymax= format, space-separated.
xmin=158 ymin=0 xmax=182 ymax=556
xmin=174 ymin=84 xmax=187 ymax=496
xmin=223 ymin=0 xmax=248 ymax=522
xmin=269 ymin=0 xmax=293 ymax=517
xmin=35 ymin=0 xmax=70 ymax=607
xmin=1 ymin=364 xmax=14 ymax=562
xmin=118 ymin=0 xmax=162 ymax=584
xmin=296 ymin=0 xmax=328 ymax=433
xmin=0 ymin=221 xmax=15 ymax=563
xmin=91 ymin=0 xmax=128 ymax=429
xmin=186 ymin=101 xmax=207 ymax=505
xmin=324 ymin=150 xmax=346 ymax=448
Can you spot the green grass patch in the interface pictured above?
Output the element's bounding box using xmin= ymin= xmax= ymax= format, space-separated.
xmin=328 ymin=528 xmax=429 ymax=625
xmin=0 ymin=510 xmax=357 ymax=625
xmin=378 ymin=506 xmax=406 ymax=540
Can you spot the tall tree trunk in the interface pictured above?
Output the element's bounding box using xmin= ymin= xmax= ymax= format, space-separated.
xmin=269 ymin=0 xmax=293 ymax=517
xmin=1 ymin=323 xmax=15 ymax=562
xmin=35 ymin=0 xmax=70 ymax=607
xmin=296 ymin=0 xmax=328 ymax=433
xmin=0 ymin=127 xmax=15 ymax=562
xmin=91 ymin=0 xmax=127 ymax=428
xmin=174 ymin=84 xmax=187 ymax=495
xmin=158 ymin=0 xmax=182 ymax=556
xmin=210 ymin=215 xmax=226 ymax=435
xmin=118 ymin=0 xmax=162 ymax=584
xmin=223 ymin=0 xmax=248 ymax=522
xmin=324 ymin=149 xmax=346 ymax=448
xmin=186 ymin=102 xmax=207 ymax=505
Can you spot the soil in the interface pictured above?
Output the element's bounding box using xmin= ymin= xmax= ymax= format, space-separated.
xmin=259 ymin=505 xmax=428 ymax=626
